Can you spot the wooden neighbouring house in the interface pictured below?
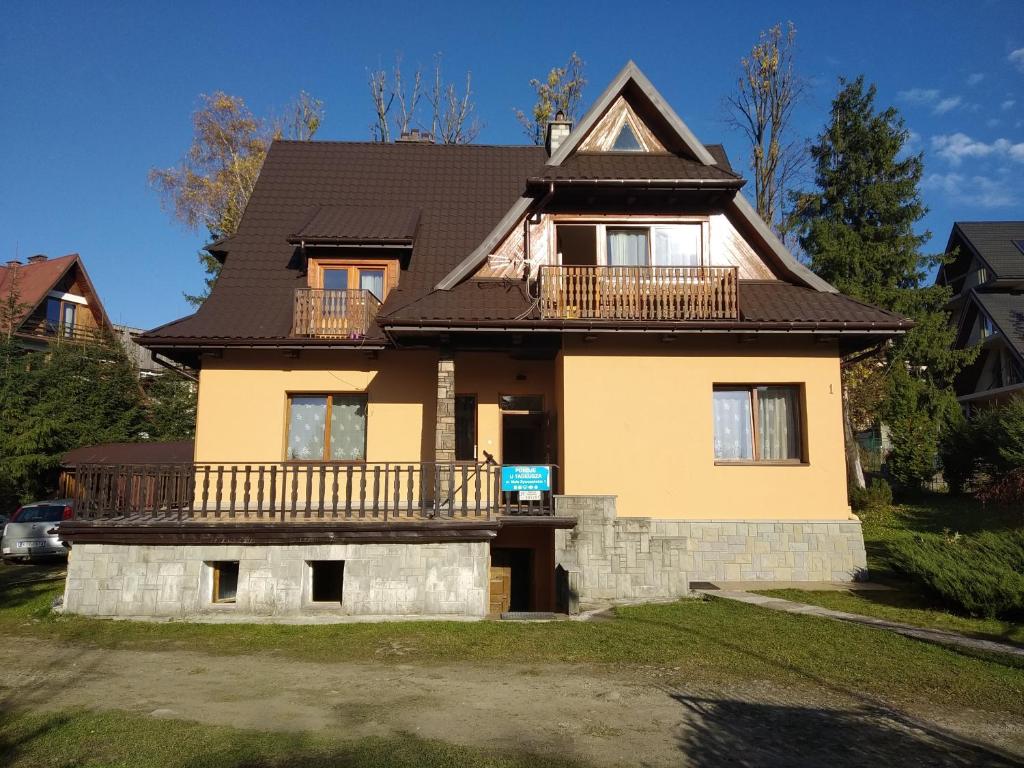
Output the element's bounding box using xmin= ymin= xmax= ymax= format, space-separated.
xmin=937 ymin=221 xmax=1024 ymax=408
xmin=60 ymin=62 xmax=910 ymax=620
xmin=0 ymin=253 xmax=111 ymax=347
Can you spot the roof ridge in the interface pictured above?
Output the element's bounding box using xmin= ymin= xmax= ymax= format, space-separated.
xmin=271 ymin=139 xmax=544 ymax=150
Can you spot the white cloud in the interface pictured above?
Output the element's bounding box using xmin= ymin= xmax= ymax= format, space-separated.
xmin=933 ymin=96 xmax=962 ymax=114
xmin=923 ymin=172 xmax=1016 ymax=207
xmin=967 ymin=73 xmax=985 ymax=86
xmin=898 ymin=87 xmax=940 ymax=104
xmin=1010 ymin=48 xmax=1024 ymax=72
xmin=931 ymin=132 xmax=1024 ymax=165
xmin=987 ymin=118 xmax=1001 ymax=128
xmin=1002 ymin=99 xmax=1017 ymax=110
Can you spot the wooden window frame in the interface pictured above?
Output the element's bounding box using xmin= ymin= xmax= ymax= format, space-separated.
xmin=552 ymin=217 xmax=709 ymax=268
xmin=284 ymin=392 xmax=368 ymax=463
xmin=308 ymin=258 xmax=399 ymax=301
xmin=211 ymin=561 xmax=239 ymax=604
xmin=454 ymin=393 xmax=478 ymax=463
xmin=713 ymin=384 xmax=807 ymax=466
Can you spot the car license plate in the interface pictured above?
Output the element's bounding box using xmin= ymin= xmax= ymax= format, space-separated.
xmin=17 ymin=540 xmax=50 ymax=549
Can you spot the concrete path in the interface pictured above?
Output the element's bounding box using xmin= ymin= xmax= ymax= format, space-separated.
xmin=696 ymin=589 xmax=1024 ymax=659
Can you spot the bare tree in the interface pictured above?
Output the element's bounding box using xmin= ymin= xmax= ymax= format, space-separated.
xmin=514 ymin=53 xmax=587 ymax=145
xmin=369 ymin=54 xmax=479 ymax=144
xmin=725 ymin=22 xmax=807 ymax=239
xmin=275 ymin=91 xmax=324 ymax=141
xmin=428 ymin=54 xmax=481 ymax=144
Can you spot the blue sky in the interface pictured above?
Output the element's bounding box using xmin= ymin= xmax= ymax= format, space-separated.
xmin=2 ymin=0 xmax=1022 ymax=329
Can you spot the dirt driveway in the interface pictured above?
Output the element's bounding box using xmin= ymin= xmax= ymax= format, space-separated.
xmin=0 ymin=639 xmax=1020 ymax=767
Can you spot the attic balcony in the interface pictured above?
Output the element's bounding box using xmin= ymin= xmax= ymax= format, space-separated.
xmin=292 ymin=288 xmax=381 ymax=339
xmin=19 ymin=319 xmax=104 ymax=344
xmin=538 ymin=265 xmax=739 ymax=322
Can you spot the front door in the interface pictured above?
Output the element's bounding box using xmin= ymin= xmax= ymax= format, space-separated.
xmin=501 ymin=412 xmax=546 ymax=464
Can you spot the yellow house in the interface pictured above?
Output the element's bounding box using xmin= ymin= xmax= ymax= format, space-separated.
xmin=60 ymin=62 xmax=910 ymax=620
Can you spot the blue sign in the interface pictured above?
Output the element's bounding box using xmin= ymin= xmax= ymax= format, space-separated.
xmin=500 ymin=465 xmax=551 ymax=493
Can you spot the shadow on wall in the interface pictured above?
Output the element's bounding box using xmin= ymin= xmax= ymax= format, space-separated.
xmin=672 ymin=693 xmax=1018 ymax=767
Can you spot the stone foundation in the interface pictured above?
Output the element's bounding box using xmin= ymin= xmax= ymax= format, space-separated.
xmin=63 ymin=541 xmax=489 ymax=619
xmin=554 ymin=496 xmax=867 ymax=610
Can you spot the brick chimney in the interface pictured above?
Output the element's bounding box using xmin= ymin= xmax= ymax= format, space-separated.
xmin=27 ymin=254 xmax=47 ymax=263
xmin=396 ymin=128 xmax=435 ymax=144
xmin=545 ymin=110 xmax=573 ymax=156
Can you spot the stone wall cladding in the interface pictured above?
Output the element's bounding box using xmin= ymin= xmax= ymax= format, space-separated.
xmin=63 ymin=541 xmax=489 ymax=619
xmin=554 ymin=496 xmax=867 ymax=609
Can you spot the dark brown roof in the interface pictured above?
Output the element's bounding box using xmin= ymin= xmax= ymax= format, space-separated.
xmin=530 ymin=151 xmax=742 ymax=184
xmin=974 ymin=291 xmax=1024 ymax=361
xmin=62 ymin=441 xmax=194 ymax=467
xmin=143 ymin=141 xmax=547 ymax=342
xmin=380 ymin=279 xmax=912 ymax=331
xmin=141 ymin=138 xmax=905 ymax=346
xmin=289 ymin=205 xmax=421 ymax=244
xmin=955 ymin=222 xmax=1024 ymax=280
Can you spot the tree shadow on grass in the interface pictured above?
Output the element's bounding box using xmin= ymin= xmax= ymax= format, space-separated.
xmin=672 ymin=693 xmax=1022 ymax=767
xmin=0 ymin=560 xmax=66 ymax=613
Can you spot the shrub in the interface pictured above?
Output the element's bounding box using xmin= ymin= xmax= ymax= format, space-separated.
xmin=977 ymin=467 xmax=1024 ymax=509
xmin=849 ymin=477 xmax=892 ymax=511
xmin=889 ymin=529 xmax=1024 ymax=619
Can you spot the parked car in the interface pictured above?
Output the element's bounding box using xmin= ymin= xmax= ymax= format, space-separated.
xmin=0 ymin=500 xmax=72 ymax=561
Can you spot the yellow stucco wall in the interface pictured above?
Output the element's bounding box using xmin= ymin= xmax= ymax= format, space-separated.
xmin=194 ymin=340 xmax=850 ymax=522
xmin=194 ymin=349 xmax=438 ymax=464
xmin=557 ymin=336 xmax=851 ymax=521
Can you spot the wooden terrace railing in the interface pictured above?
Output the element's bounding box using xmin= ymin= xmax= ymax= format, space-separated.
xmin=292 ymin=289 xmax=381 ymax=338
xmin=539 ymin=265 xmax=738 ymax=321
xmin=18 ymin=320 xmax=105 ymax=344
xmin=70 ymin=462 xmax=557 ymax=522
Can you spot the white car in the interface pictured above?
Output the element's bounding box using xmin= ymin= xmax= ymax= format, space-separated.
xmin=1 ymin=500 xmax=72 ymax=560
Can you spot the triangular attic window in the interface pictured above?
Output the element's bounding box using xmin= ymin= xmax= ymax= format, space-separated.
xmin=612 ymin=121 xmax=642 ymax=151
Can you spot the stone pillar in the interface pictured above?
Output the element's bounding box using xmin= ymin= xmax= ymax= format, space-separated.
xmin=435 ymin=354 xmax=455 ymax=503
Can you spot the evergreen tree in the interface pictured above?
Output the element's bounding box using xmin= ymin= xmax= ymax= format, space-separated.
xmin=792 ymin=76 xmax=976 ymax=488
xmin=145 ymin=373 xmax=197 ymax=441
xmin=0 ymin=332 xmax=149 ymax=504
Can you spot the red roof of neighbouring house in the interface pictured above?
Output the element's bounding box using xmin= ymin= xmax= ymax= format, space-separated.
xmin=0 ymin=254 xmax=80 ymax=326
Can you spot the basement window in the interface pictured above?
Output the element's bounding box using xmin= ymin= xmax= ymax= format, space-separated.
xmin=211 ymin=561 xmax=239 ymax=604
xmin=310 ymin=561 xmax=345 ymax=603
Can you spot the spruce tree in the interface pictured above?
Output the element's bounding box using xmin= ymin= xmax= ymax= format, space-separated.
xmin=792 ymin=76 xmax=976 ymax=488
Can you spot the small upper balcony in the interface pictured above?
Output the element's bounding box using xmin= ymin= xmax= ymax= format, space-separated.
xmin=538 ymin=265 xmax=738 ymax=322
xmin=292 ymin=288 xmax=381 ymax=339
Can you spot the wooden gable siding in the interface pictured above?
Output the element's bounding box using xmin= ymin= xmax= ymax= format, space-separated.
xmin=578 ymin=96 xmax=666 ymax=154
xmin=19 ymin=265 xmax=102 ymax=335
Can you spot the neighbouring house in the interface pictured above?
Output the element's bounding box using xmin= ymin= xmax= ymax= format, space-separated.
xmin=0 ymin=253 xmax=111 ymax=347
xmin=59 ymin=441 xmax=194 ymax=498
xmin=59 ymin=62 xmax=911 ymax=620
xmin=937 ymin=221 xmax=1024 ymax=408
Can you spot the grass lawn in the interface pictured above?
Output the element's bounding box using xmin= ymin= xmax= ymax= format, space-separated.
xmin=0 ymin=708 xmax=589 ymax=768
xmin=2 ymin=560 xmax=1024 ymax=722
xmin=758 ymin=494 xmax=1024 ymax=646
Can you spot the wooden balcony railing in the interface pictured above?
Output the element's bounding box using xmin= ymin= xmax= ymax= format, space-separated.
xmin=70 ymin=462 xmax=557 ymax=522
xmin=539 ymin=265 xmax=739 ymax=321
xmin=18 ymin=320 xmax=104 ymax=344
xmin=292 ymin=289 xmax=381 ymax=338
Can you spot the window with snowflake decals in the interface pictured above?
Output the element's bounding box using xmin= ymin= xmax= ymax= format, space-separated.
xmin=286 ymin=394 xmax=367 ymax=461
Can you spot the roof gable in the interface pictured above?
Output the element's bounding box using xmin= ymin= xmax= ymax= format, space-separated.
xmin=0 ymin=254 xmax=111 ymax=331
xmin=577 ymin=96 xmax=666 ymax=154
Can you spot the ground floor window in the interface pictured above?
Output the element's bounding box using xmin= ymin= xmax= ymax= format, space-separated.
xmin=211 ymin=561 xmax=239 ymax=604
xmin=455 ymin=394 xmax=477 ymax=461
xmin=286 ymin=393 xmax=367 ymax=461
xmin=713 ymin=385 xmax=803 ymax=462
xmin=309 ymin=561 xmax=345 ymax=603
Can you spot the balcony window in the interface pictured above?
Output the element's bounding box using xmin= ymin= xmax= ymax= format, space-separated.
xmin=310 ymin=259 xmax=396 ymax=301
xmin=45 ymin=297 xmax=77 ymax=337
xmin=455 ymin=394 xmax=477 ymax=461
xmin=286 ymin=393 xmax=368 ymax=461
xmin=556 ymin=222 xmax=704 ymax=267
xmin=607 ymin=228 xmax=649 ymax=266
xmin=713 ymin=386 xmax=803 ymax=463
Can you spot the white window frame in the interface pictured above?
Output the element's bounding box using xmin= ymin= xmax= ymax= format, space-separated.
xmin=552 ymin=217 xmax=710 ymax=268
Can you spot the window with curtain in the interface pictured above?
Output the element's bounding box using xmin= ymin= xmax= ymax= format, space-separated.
xmin=652 ymin=225 xmax=701 ymax=266
xmin=287 ymin=394 xmax=368 ymax=461
xmin=359 ymin=269 xmax=385 ymax=300
xmin=713 ymin=385 xmax=802 ymax=462
xmin=607 ymin=229 xmax=649 ymax=266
